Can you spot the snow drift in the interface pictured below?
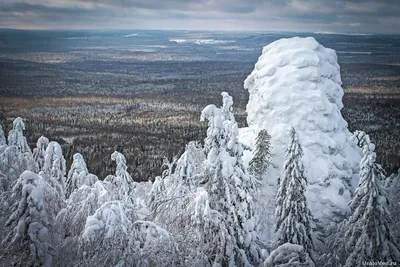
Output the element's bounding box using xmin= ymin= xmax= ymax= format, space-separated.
xmin=241 ymin=37 xmax=362 ymax=222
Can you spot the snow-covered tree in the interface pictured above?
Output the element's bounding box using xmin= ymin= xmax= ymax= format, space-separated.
xmin=150 ymin=141 xmax=205 ymax=220
xmin=344 ymin=141 xmax=400 ymax=266
xmin=249 ymin=129 xmax=272 ymax=178
xmin=106 ymin=151 xmax=136 ymax=202
xmin=199 ymin=92 xmax=260 ymax=266
xmin=0 ymin=118 xmax=35 ymax=183
xmin=264 ymin=243 xmax=315 ymax=267
xmin=351 ymin=130 xmax=372 ymax=149
xmin=79 ymin=201 xmax=161 ymax=267
xmin=33 ymin=136 xmax=49 ymax=173
xmin=149 ymin=176 xmax=166 ymax=211
xmin=0 ymin=145 xmax=36 ymax=185
xmin=188 ymin=187 xmax=237 ymax=266
xmin=65 ymin=153 xmax=98 ymax=198
xmin=80 ymin=200 xmax=141 ymax=265
xmin=7 ymin=117 xmax=31 ymax=154
xmin=387 ymin=169 xmax=400 ymax=244
xmin=55 ymin=178 xmax=116 ymax=247
xmin=174 ymin=141 xmax=205 ymax=188
xmin=0 ymin=125 xmax=6 ymax=146
xmin=275 ymin=127 xmax=314 ymax=256
xmin=1 ymin=171 xmax=52 ymax=267
xmin=41 ymin=141 xmax=66 ymax=200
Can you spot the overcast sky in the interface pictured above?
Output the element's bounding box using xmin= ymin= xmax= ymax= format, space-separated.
xmin=0 ymin=0 xmax=399 ymax=33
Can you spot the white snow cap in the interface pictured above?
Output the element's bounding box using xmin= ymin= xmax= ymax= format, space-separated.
xmin=243 ymin=37 xmax=362 ymax=221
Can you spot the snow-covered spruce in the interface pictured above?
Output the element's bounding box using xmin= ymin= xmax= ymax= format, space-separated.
xmin=148 ymin=175 xmax=166 ymax=211
xmin=264 ymin=243 xmax=315 ymax=267
xmin=55 ymin=183 xmax=103 ymax=239
xmin=386 ymin=169 xmax=400 ymax=245
xmin=188 ymin=187 xmax=237 ymax=266
xmin=351 ymin=130 xmax=372 ymax=149
xmin=1 ymin=171 xmax=52 ymax=267
xmin=200 ymin=92 xmax=260 ymax=266
xmin=41 ymin=141 xmax=67 ymax=200
xmin=343 ymin=140 xmax=400 ymax=266
xmin=0 ymin=119 xmax=36 ymax=184
xmin=104 ymin=151 xmax=136 ymax=202
xmin=65 ymin=153 xmax=98 ymax=198
xmin=80 ymin=200 xmax=143 ymax=266
xmin=0 ymin=125 xmax=6 ymax=146
xmin=7 ymin=117 xmax=31 ymax=154
xmin=149 ymin=141 xmax=204 ymax=217
xmin=249 ymin=129 xmax=272 ymax=179
xmin=275 ymin=127 xmax=314 ymax=256
xmin=33 ymin=136 xmax=49 ymax=173
xmin=242 ymin=37 xmax=362 ymax=222
xmin=174 ymin=141 xmax=205 ymax=189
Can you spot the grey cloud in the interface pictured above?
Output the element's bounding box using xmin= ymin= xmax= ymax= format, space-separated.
xmin=0 ymin=0 xmax=398 ymax=33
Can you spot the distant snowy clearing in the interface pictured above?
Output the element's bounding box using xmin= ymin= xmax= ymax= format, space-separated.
xmin=169 ymin=38 xmax=236 ymax=45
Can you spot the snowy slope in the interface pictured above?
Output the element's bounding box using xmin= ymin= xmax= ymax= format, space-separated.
xmin=240 ymin=37 xmax=362 ymax=222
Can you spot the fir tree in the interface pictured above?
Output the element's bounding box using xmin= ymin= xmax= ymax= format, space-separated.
xmin=0 ymin=125 xmax=6 ymax=146
xmin=65 ymin=153 xmax=97 ymax=198
xmin=42 ymin=141 xmax=67 ymax=200
xmin=344 ymin=141 xmax=400 ymax=266
xmin=0 ymin=118 xmax=35 ymax=183
xmin=275 ymin=127 xmax=314 ymax=255
xmin=110 ymin=151 xmax=136 ymax=201
xmin=249 ymin=129 xmax=272 ymax=178
xmin=1 ymin=171 xmax=52 ymax=267
xmin=7 ymin=117 xmax=31 ymax=154
xmin=199 ymin=92 xmax=260 ymax=266
xmin=33 ymin=136 xmax=49 ymax=173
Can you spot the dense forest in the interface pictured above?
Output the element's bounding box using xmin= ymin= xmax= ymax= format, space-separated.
xmin=0 ymin=91 xmax=399 ymax=266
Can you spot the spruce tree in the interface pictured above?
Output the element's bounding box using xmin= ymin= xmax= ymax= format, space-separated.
xmin=0 ymin=125 xmax=6 ymax=146
xmin=42 ymin=141 xmax=67 ymax=200
xmin=344 ymin=140 xmax=400 ymax=266
xmin=249 ymin=129 xmax=272 ymax=178
xmin=1 ymin=171 xmax=52 ymax=267
xmin=65 ymin=153 xmax=97 ymax=198
xmin=0 ymin=118 xmax=35 ymax=182
xmin=108 ymin=151 xmax=136 ymax=202
xmin=7 ymin=117 xmax=31 ymax=153
xmin=275 ymin=127 xmax=314 ymax=255
xmin=33 ymin=136 xmax=49 ymax=173
xmin=199 ymin=92 xmax=260 ymax=266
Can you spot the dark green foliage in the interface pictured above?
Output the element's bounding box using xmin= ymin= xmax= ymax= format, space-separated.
xmin=249 ymin=129 xmax=272 ymax=178
xmin=275 ymin=127 xmax=314 ymax=256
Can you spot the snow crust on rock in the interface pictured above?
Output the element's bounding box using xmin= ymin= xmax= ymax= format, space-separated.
xmin=242 ymin=37 xmax=362 ymax=221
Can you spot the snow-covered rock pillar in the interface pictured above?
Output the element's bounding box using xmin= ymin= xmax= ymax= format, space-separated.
xmin=242 ymin=37 xmax=362 ymax=222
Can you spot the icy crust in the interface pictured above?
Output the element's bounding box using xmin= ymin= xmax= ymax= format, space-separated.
xmin=243 ymin=37 xmax=362 ymax=221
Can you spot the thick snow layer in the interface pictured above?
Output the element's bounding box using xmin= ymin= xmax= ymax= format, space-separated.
xmin=242 ymin=37 xmax=362 ymax=222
